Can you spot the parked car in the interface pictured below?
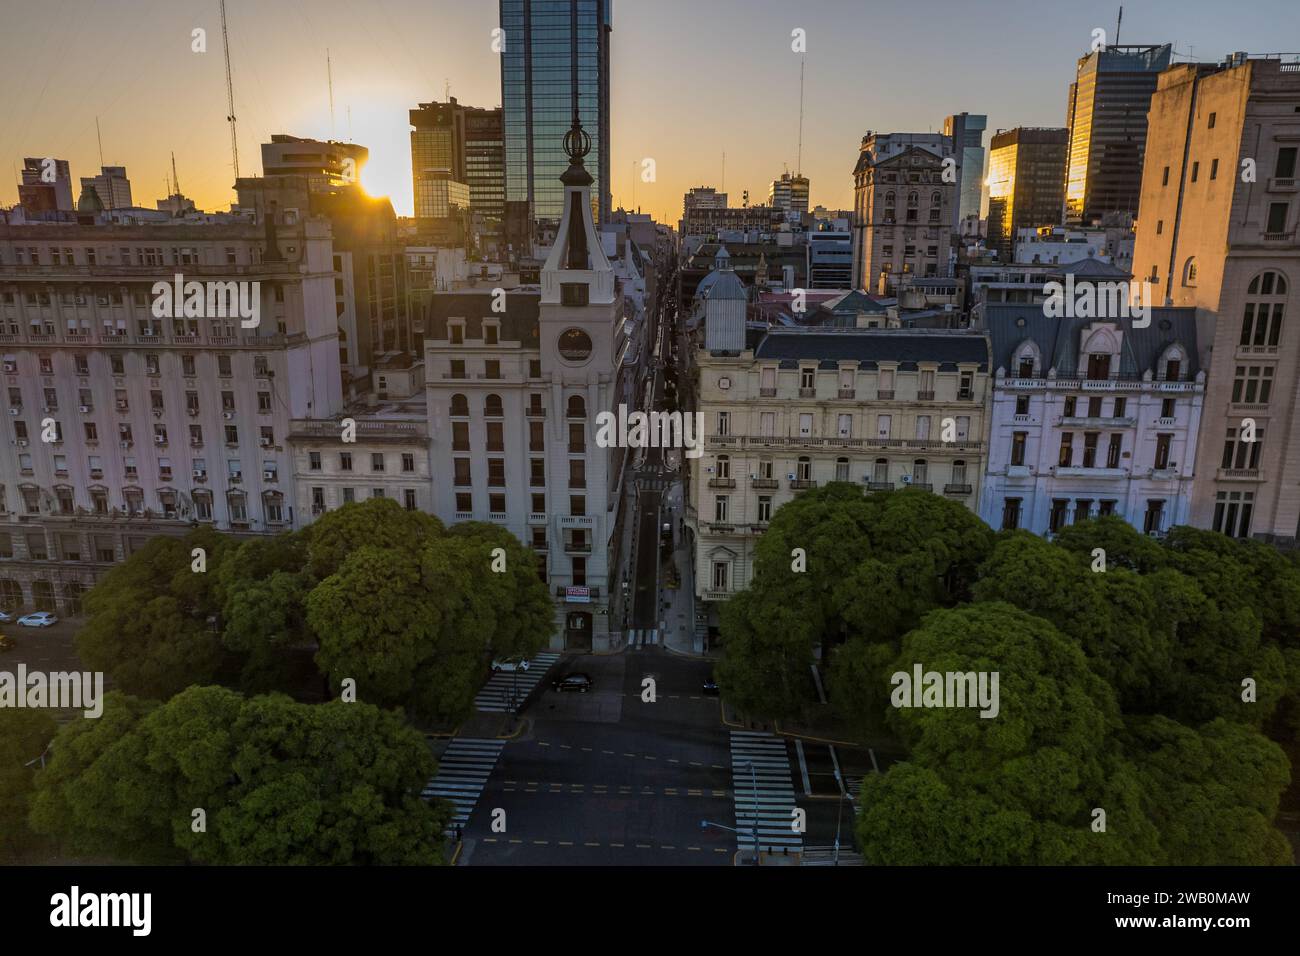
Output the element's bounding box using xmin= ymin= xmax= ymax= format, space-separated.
xmin=0 ymin=633 xmax=15 ymax=652
xmin=552 ymin=673 xmax=593 ymax=693
xmin=17 ymin=612 xmax=57 ymax=627
xmin=0 ymin=610 xmax=13 ymax=624
xmin=702 ymin=676 xmax=720 ymax=696
xmin=491 ymin=658 xmax=531 ymax=673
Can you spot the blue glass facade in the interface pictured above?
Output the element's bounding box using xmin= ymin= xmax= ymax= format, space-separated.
xmin=500 ymin=0 xmax=611 ymax=228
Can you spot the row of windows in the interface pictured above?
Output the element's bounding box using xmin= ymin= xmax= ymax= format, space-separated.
xmin=12 ymin=421 xmax=276 ymax=450
xmin=4 ymin=350 xmax=272 ymax=377
xmin=2 ymin=486 xmax=285 ymax=523
xmin=1 ymin=245 xmax=256 ymax=268
xmin=307 ymin=451 xmax=416 ymax=473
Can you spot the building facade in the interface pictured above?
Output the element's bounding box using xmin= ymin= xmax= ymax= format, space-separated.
xmin=689 ymin=327 xmax=989 ymax=610
xmin=261 ymin=135 xmax=369 ymax=192
xmin=986 ymin=127 xmax=1068 ymax=261
xmin=0 ymin=212 xmax=343 ymax=612
xmin=769 ymin=172 xmax=810 ymax=214
xmin=852 ymin=133 xmax=958 ymax=294
xmin=500 ymin=0 xmax=612 ymax=234
xmin=979 ymin=304 xmax=1204 ymax=537
xmin=944 ymin=112 xmax=988 ymax=223
xmin=1132 ymin=55 xmax=1300 ymax=543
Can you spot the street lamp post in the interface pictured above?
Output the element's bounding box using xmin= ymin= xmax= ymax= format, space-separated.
xmin=702 ymin=760 xmax=760 ymax=865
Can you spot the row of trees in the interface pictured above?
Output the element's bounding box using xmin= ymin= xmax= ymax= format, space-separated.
xmin=5 ymin=688 xmax=448 ymax=865
xmin=75 ymin=498 xmax=554 ymax=722
xmin=2 ymin=498 xmax=554 ymax=863
xmin=716 ymin=484 xmax=1299 ymax=865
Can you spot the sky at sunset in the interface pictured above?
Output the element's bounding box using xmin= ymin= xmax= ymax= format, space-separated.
xmin=2 ymin=0 xmax=1296 ymax=225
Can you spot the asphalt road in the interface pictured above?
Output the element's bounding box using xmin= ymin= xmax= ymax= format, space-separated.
xmin=461 ymin=649 xmax=735 ymax=865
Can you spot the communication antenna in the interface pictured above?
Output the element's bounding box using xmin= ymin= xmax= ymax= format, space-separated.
xmin=327 ymin=49 xmax=336 ymax=138
xmin=219 ymin=0 xmax=239 ymax=179
xmin=171 ymin=151 xmax=181 ymax=197
xmin=1115 ymin=6 xmax=1123 ymax=45
xmin=95 ymin=116 xmax=105 ymax=168
xmin=796 ymin=56 xmax=805 ymax=175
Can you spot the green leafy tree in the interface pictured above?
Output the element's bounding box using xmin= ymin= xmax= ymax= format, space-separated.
xmin=304 ymin=497 xmax=443 ymax=581
xmin=0 ymin=708 xmax=57 ymax=859
xmin=218 ymin=534 xmax=314 ymax=692
xmin=27 ymin=692 xmax=180 ymax=862
xmin=1052 ymin=515 xmax=1166 ymax=573
xmin=718 ymin=485 xmax=993 ymax=720
xmin=858 ymin=603 xmax=1160 ymax=864
xmin=1125 ymin=716 xmax=1292 ymax=865
xmin=76 ymin=529 xmax=233 ymax=700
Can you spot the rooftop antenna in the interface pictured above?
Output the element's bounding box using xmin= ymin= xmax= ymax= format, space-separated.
xmin=171 ymin=151 xmax=181 ymax=197
xmin=445 ymin=77 xmax=451 ymax=102
xmin=1115 ymin=6 xmax=1122 ymax=45
xmin=796 ymin=56 xmax=805 ymax=176
xmin=95 ymin=116 xmax=105 ymax=168
xmin=327 ymin=49 xmax=336 ymax=139
xmin=219 ymin=0 xmax=240 ymax=180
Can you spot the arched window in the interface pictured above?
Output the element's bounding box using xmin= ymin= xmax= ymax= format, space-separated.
xmin=907 ymin=192 xmax=919 ymax=208
xmin=1182 ymin=257 xmax=1198 ymax=286
xmin=931 ymin=191 xmax=941 ymax=206
xmin=485 ymin=394 xmax=504 ymax=416
xmin=1240 ymin=270 xmax=1289 ymax=349
xmin=1160 ymin=344 xmax=1185 ymax=382
xmin=450 ymin=393 xmax=469 ymax=416
xmin=566 ymin=394 xmax=586 ymax=419
xmin=796 ymin=456 xmax=812 ymax=481
xmin=835 ymin=456 xmax=850 ymax=482
xmin=885 ymin=191 xmax=896 ymax=206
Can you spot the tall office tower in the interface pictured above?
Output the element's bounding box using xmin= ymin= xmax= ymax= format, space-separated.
xmin=1064 ymin=43 xmax=1172 ymax=225
xmin=19 ymin=157 xmax=74 ymax=212
xmin=79 ymin=165 xmax=133 ymax=210
xmin=500 ymin=0 xmax=612 ymax=246
xmin=261 ymin=135 xmax=369 ymax=192
xmin=1131 ymin=54 xmax=1300 ymax=544
xmin=943 ymin=112 xmax=988 ymax=222
xmin=409 ymin=99 xmax=504 ymax=234
xmin=769 ymin=171 xmax=810 ymax=214
xmin=851 ymin=132 xmax=957 ymax=294
xmin=986 ymin=127 xmax=1069 ymax=261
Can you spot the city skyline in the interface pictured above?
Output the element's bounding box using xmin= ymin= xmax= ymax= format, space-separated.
xmin=2 ymin=0 xmax=1295 ymax=224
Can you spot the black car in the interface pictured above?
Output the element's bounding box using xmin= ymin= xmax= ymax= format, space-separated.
xmin=701 ymin=676 xmax=720 ymax=696
xmin=553 ymin=673 xmax=593 ymax=693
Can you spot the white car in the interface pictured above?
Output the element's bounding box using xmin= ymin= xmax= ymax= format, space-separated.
xmin=0 ymin=610 xmax=13 ymax=624
xmin=17 ymin=612 xmax=58 ymax=627
xmin=491 ymin=658 xmax=531 ymax=673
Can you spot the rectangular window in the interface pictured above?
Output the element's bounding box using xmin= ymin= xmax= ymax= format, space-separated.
xmin=1011 ymin=431 xmax=1027 ymax=466
xmin=1058 ymin=432 xmax=1073 ymax=467
xmin=1083 ymin=432 xmax=1099 ymax=468
xmin=1001 ymin=498 xmax=1021 ymax=531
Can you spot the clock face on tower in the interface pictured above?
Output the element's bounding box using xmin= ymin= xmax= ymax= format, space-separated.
xmin=557 ymin=328 xmax=593 ymax=363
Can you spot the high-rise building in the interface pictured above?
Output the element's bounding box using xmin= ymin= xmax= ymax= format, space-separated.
xmin=851 ymin=132 xmax=957 ymax=294
xmin=79 ymin=165 xmax=132 ymax=211
xmin=943 ymin=112 xmax=988 ymax=222
xmin=769 ymin=171 xmax=810 ymax=214
xmin=1131 ymin=54 xmax=1300 ymax=544
xmin=986 ymin=127 xmax=1069 ymax=261
xmin=260 ymin=135 xmax=369 ymax=192
xmin=1064 ymin=43 xmax=1172 ymax=225
xmin=500 ymin=0 xmax=612 ymax=243
xmin=19 ymin=157 xmax=74 ymax=213
xmin=409 ymin=99 xmax=504 ymax=234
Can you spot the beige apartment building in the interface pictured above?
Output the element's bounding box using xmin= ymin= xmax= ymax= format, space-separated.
xmin=1133 ymin=55 xmax=1300 ymax=543
xmin=851 ymin=133 xmax=958 ymax=294
xmin=689 ymin=328 xmax=989 ymax=607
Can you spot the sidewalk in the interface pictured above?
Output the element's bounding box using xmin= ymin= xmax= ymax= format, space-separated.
xmin=658 ymin=472 xmax=705 ymax=656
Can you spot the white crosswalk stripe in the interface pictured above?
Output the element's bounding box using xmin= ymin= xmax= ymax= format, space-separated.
xmin=729 ymin=731 xmax=803 ymax=853
xmin=423 ymin=737 xmax=504 ymax=835
xmin=625 ymin=628 xmax=660 ymax=646
xmin=472 ymin=652 xmax=562 ymax=713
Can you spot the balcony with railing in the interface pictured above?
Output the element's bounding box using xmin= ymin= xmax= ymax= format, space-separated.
xmin=707 ymin=477 xmax=736 ymax=489
xmin=750 ymin=477 xmax=779 ymax=489
xmin=943 ymin=483 xmax=973 ymax=495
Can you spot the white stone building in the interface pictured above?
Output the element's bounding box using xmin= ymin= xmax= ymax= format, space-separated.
xmin=979 ymin=303 xmax=1205 ymax=536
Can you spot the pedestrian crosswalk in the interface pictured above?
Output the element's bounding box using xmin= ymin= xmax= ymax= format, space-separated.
xmin=423 ymin=737 xmax=504 ymax=837
xmin=473 ymin=652 xmax=561 ymax=713
xmin=634 ymin=476 xmax=671 ymax=492
xmin=626 ymin=627 xmax=659 ymax=646
xmin=729 ymin=731 xmax=803 ymax=854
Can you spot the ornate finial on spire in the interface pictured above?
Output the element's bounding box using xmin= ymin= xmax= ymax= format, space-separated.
xmin=563 ymin=114 xmax=591 ymax=165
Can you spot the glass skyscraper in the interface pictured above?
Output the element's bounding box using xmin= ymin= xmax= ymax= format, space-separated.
xmin=500 ymin=0 xmax=611 ymax=241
